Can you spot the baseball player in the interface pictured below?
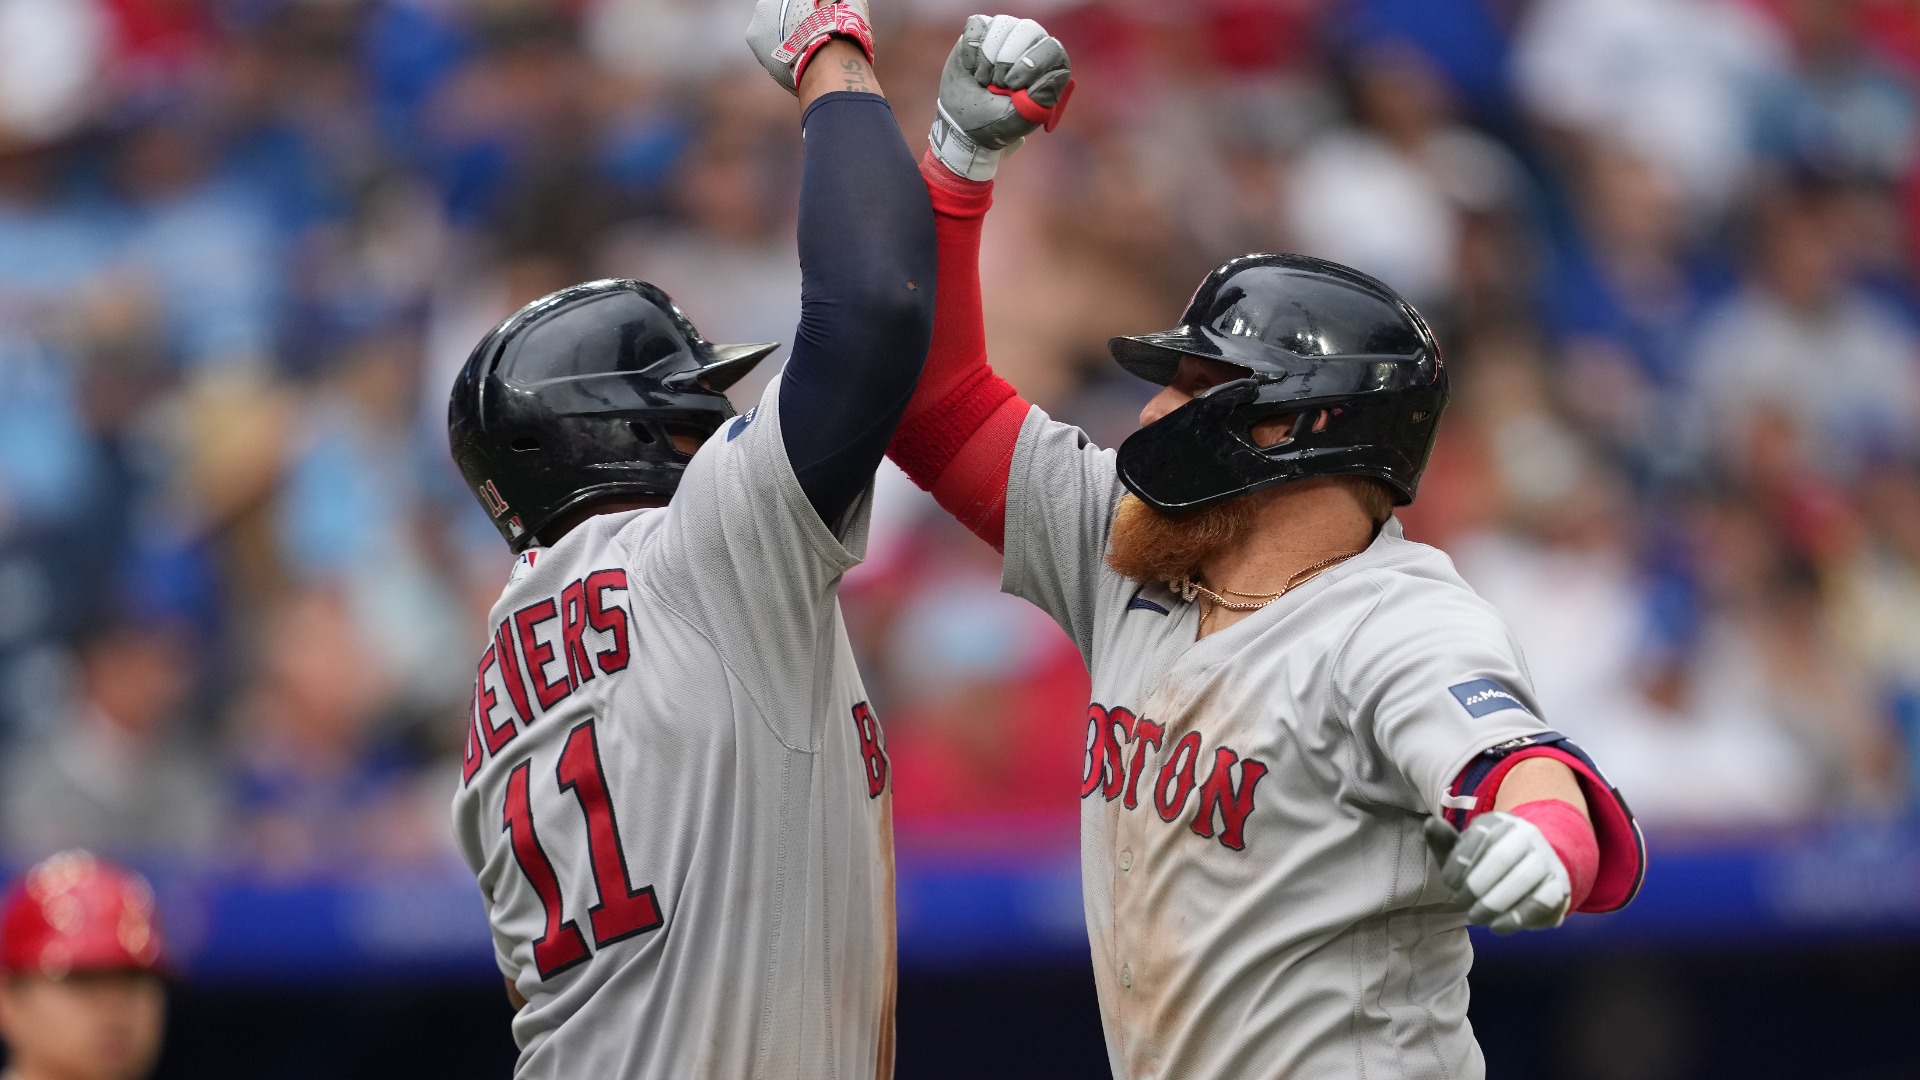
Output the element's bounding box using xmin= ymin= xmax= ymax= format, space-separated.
xmin=0 ymin=852 xmax=168 ymax=1080
xmin=445 ymin=4 xmax=935 ymax=1076
xmin=886 ymin=17 xmax=1646 ymax=1079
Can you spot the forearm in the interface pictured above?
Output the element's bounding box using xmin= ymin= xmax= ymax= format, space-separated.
xmin=779 ymin=43 xmax=937 ymax=524
xmin=884 ymin=154 xmax=1031 ymax=550
xmin=1492 ymin=757 xmax=1590 ymax=818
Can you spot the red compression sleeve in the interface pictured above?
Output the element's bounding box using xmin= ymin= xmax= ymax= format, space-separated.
xmin=885 ymin=151 xmax=1030 ymax=552
xmin=1509 ymin=798 xmax=1600 ymax=912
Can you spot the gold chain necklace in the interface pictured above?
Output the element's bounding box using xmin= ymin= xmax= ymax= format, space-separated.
xmin=1174 ymin=550 xmax=1363 ymax=630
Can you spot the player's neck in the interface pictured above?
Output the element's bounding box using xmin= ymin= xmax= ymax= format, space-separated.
xmin=538 ymin=497 xmax=669 ymax=547
xmin=1194 ymin=482 xmax=1376 ymax=639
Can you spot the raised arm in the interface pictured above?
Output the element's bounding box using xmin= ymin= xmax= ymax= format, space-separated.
xmin=886 ymin=15 xmax=1073 ymax=551
xmin=748 ymin=2 xmax=939 ymax=525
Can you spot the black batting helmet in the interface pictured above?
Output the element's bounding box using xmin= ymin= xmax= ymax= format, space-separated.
xmin=448 ymin=279 xmax=777 ymax=551
xmin=1111 ymin=253 xmax=1447 ymax=513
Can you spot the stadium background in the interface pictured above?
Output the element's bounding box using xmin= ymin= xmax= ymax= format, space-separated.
xmin=3 ymin=0 xmax=1920 ymax=1076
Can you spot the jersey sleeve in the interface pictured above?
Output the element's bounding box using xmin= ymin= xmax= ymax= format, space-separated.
xmin=1335 ymin=573 xmax=1553 ymax=819
xmin=999 ymin=405 xmax=1127 ymax=660
xmin=637 ymin=375 xmax=871 ymax=742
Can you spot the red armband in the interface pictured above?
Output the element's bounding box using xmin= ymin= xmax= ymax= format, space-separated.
xmin=919 ymin=150 xmax=995 ymax=216
xmin=889 ymin=367 xmax=1015 ymax=484
xmin=1508 ymin=798 xmax=1600 ymax=911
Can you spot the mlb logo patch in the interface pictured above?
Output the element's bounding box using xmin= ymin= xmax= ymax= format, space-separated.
xmin=1449 ymin=679 xmax=1529 ymax=719
xmin=508 ymin=549 xmax=539 ymax=583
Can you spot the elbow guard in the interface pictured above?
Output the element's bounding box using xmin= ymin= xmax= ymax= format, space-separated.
xmin=1447 ymin=732 xmax=1646 ymax=913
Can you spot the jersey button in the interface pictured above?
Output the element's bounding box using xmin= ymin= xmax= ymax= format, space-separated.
xmin=1119 ymin=849 xmax=1133 ymax=872
xmin=1120 ymin=964 xmax=1132 ymax=989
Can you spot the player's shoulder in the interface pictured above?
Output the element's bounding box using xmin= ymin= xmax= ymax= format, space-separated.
xmin=489 ymin=509 xmax=659 ymax=614
xmin=1016 ymin=405 xmax=1117 ymax=471
xmin=1335 ymin=523 xmax=1516 ymax=651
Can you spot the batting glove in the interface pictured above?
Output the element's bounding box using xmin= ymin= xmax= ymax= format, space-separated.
xmin=746 ymin=0 xmax=875 ymax=95
xmin=1424 ymin=813 xmax=1572 ymax=934
xmin=930 ymin=14 xmax=1074 ymax=181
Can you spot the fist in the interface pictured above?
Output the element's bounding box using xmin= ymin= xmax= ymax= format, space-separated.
xmin=930 ymin=14 xmax=1073 ymax=181
xmin=746 ymin=0 xmax=874 ymax=95
xmin=1424 ymin=813 xmax=1571 ymax=934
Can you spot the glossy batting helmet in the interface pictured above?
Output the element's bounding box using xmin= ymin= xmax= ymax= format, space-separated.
xmin=1111 ymin=253 xmax=1447 ymax=513
xmin=0 ymin=851 xmax=165 ymax=978
xmin=449 ymin=279 xmax=777 ymax=551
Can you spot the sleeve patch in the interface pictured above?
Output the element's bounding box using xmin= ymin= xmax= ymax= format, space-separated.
xmin=1448 ymin=678 xmax=1529 ymax=718
xmin=727 ymin=407 xmax=757 ymax=441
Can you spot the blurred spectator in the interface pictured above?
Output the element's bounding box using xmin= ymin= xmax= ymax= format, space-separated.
xmin=585 ymin=0 xmax=755 ymax=83
xmin=0 ymin=0 xmax=108 ymax=146
xmin=1538 ymin=138 xmax=1723 ymax=470
xmin=1 ymin=619 xmax=223 ymax=859
xmin=1286 ymin=38 xmax=1527 ymax=315
xmin=1757 ymin=0 xmax=1919 ymax=183
xmin=1513 ymin=0 xmax=1788 ymax=216
xmin=226 ymin=589 xmax=442 ymax=873
xmin=1462 ymin=489 xmax=1837 ymax=826
xmin=1334 ymin=0 xmax=1514 ymax=126
xmin=114 ymin=100 xmax=283 ymax=374
xmin=879 ymin=526 xmax=1088 ymax=829
xmin=274 ymin=330 xmax=474 ymax=714
xmin=1689 ymin=180 xmax=1920 ymax=484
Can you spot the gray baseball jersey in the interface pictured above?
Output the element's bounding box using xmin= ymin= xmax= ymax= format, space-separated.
xmin=450 ymin=377 xmax=896 ymax=1080
xmin=1002 ymin=408 xmax=1551 ymax=1080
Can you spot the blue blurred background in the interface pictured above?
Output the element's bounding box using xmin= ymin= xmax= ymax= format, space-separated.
xmin=3 ymin=0 xmax=1920 ymax=1076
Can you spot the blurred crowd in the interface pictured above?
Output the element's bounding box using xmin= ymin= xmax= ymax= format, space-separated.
xmin=1 ymin=0 xmax=1919 ymax=876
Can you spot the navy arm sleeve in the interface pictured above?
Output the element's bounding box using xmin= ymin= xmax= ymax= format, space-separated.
xmin=779 ymin=91 xmax=938 ymax=525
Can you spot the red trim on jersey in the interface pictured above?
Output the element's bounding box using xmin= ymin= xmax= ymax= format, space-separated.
xmin=885 ymin=152 xmax=1027 ymax=552
xmin=1450 ymin=746 xmax=1639 ymax=913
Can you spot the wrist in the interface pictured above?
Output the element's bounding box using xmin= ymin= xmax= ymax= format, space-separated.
xmin=920 ymin=149 xmax=994 ymax=216
xmin=798 ymin=40 xmax=881 ymax=105
xmin=779 ymin=5 xmax=875 ymax=92
xmin=1509 ymin=799 xmax=1598 ymax=910
xmin=929 ymin=103 xmax=1007 ymax=182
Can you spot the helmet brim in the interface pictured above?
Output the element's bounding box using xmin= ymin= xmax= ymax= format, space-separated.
xmin=670 ymin=341 xmax=780 ymax=392
xmin=1110 ymin=326 xmax=1324 ymax=386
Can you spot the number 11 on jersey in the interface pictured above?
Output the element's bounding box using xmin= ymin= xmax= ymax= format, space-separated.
xmin=503 ymin=718 xmax=664 ymax=979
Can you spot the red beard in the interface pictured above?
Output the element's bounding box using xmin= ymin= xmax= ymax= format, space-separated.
xmin=1105 ymin=492 xmax=1259 ymax=585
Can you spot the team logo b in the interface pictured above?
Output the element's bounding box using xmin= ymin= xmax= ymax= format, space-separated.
xmin=849 ymin=702 xmax=888 ymax=799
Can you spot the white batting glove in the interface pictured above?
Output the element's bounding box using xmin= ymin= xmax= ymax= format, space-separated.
xmin=929 ymin=14 xmax=1074 ymax=181
xmin=1424 ymin=813 xmax=1571 ymax=934
xmin=746 ymin=0 xmax=874 ymax=95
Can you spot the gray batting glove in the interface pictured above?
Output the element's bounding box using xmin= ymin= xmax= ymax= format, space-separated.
xmin=1424 ymin=812 xmax=1571 ymax=934
xmin=929 ymin=14 xmax=1074 ymax=181
xmin=746 ymin=0 xmax=874 ymax=95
